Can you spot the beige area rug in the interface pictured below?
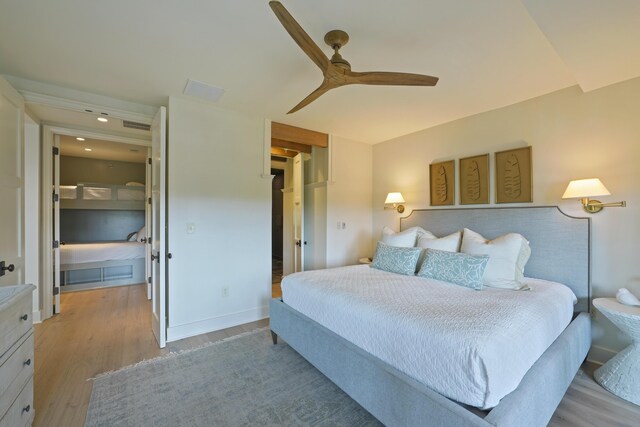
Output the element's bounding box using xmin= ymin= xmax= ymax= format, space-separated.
xmin=85 ymin=328 xmax=381 ymax=426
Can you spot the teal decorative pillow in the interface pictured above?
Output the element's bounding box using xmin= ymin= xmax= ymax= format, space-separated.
xmin=417 ymin=249 xmax=489 ymax=290
xmin=371 ymin=241 xmax=422 ymax=276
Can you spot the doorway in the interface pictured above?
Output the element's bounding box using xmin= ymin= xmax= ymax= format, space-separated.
xmin=269 ymin=122 xmax=329 ymax=294
xmin=271 ymin=168 xmax=284 ymax=297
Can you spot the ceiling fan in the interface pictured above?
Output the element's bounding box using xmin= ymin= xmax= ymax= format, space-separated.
xmin=269 ymin=1 xmax=439 ymax=114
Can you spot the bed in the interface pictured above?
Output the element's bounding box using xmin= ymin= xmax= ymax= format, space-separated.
xmin=270 ymin=206 xmax=591 ymax=427
xmin=60 ymin=242 xmax=146 ymax=292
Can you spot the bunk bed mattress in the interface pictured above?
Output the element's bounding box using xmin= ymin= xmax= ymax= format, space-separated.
xmin=60 ymin=242 xmax=145 ymax=265
xmin=281 ymin=264 xmax=576 ymax=409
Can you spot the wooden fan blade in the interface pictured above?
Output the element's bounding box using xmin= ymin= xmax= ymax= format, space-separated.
xmin=269 ymin=1 xmax=329 ymax=71
xmin=345 ymin=70 xmax=439 ymax=86
xmin=288 ymin=81 xmax=335 ymax=114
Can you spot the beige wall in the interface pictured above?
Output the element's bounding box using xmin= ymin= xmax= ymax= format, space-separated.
xmin=327 ymin=136 xmax=373 ymax=267
xmin=60 ymin=156 xmax=145 ymax=185
xmin=166 ymin=96 xmax=271 ymax=342
xmin=372 ymin=77 xmax=640 ymax=362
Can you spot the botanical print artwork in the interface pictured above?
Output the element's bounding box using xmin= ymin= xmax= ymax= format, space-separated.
xmin=430 ymin=160 xmax=455 ymax=206
xmin=465 ymin=160 xmax=481 ymax=201
xmin=503 ymin=153 xmax=522 ymax=198
xmin=495 ymin=146 xmax=532 ymax=203
xmin=435 ymin=165 xmax=448 ymax=203
xmin=459 ymin=154 xmax=489 ymax=205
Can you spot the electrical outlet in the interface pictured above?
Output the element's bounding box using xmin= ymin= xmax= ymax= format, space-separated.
xmin=336 ymin=221 xmax=341 ymax=230
xmin=187 ymin=223 xmax=196 ymax=234
xmin=222 ymin=287 xmax=229 ymax=297
xmin=341 ymin=222 xmax=346 ymax=229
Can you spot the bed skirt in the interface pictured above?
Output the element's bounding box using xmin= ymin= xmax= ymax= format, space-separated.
xmin=270 ymin=298 xmax=591 ymax=427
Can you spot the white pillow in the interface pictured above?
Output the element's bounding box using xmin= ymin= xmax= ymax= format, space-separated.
xmin=416 ymin=231 xmax=462 ymax=252
xmin=381 ymin=226 xmax=420 ymax=247
xmin=137 ymin=225 xmax=147 ymax=243
xmin=460 ymin=228 xmax=531 ymax=290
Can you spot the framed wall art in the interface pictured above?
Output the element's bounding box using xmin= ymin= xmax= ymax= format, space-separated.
xmin=459 ymin=154 xmax=489 ymax=205
xmin=429 ymin=160 xmax=455 ymax=206
xmin=495 ymin=146 xmax=532 ymax=204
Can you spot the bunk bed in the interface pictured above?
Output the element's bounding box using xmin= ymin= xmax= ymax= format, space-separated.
xmin=59 ymin=182 xmax=147 ymax=292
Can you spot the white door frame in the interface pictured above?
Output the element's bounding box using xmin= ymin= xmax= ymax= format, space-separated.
xmin=41 ymin=125 xmax=151 ymax=320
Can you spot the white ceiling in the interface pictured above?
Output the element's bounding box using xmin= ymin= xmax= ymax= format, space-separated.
xmin=28 ymin=104 xmax=151 ymax=139
xmin=1 ymin=0 xmax=638 ymax=143
xmin=60 ymin=135 xmax=148 ymax=163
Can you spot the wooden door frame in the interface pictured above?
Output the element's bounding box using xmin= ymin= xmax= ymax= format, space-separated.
xmin=41 ymin=125 xmax=150 ymax=320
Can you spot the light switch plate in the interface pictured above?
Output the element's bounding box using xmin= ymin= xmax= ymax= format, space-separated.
xmin=187 ymin=223 xmax=196 ymax=234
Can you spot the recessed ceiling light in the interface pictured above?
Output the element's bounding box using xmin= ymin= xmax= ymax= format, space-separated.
xmin=84 ymin=148 xmax=92 ymax=152
xmin=76 ymin=137 xmax=85 ymax=141
xmin=97 ymin=117 xmax=108 ymax=122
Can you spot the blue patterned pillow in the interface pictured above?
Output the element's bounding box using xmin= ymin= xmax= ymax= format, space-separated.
xmin=371 ymin=241 xmax=422 ymax=276
xmin=417 ymin=249 xmax=489 ymax=290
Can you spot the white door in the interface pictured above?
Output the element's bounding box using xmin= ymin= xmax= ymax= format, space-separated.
xmin=145 ymin=148 xmax=152 ymax=300
xmin=0 ymin=78 xmax=25 ymax=287
xmin=151 ymin=106 xmax=167 ymax=348
xmin=52 ymin=136 xmax=61 ymax=312
xmin=293 ymin=153 xmax=304 ymax=272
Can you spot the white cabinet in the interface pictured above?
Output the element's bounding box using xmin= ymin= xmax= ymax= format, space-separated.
xmin=0 ymin=285 xmax=35 ymax=427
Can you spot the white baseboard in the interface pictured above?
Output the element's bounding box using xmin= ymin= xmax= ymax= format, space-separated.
xmin=587 ymin=345 xmax=617 ymax=365
xmin=166 ymin=305 xmax=269 ymax=343
xmin=32 ymin=310 xmax=42 ymax=324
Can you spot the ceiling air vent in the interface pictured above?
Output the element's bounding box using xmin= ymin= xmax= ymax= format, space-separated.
xmin=122 ymin=120 xmax=151 ymax=131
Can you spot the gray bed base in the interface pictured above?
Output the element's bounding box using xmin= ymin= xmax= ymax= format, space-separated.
xmin=270 ymin=206 xmax=592 ymax=426
xmin=271 ymin=299 xmax=591 ymax=427
xmin=60 ymin=258 xmax=146 ymax=292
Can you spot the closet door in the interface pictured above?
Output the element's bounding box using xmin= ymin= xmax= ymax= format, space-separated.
xmin=0 ymin=77 xmax=25 ymax=287
xmin=293 ymin=153 xmax=304 ymax=272
xmin=151 ymin=106 xmax=167 ymax=348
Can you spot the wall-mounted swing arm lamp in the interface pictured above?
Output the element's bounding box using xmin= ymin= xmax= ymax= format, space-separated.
xmin=562 ymin=178 xmax=626 ymax=214
xmin=384 ymin=192 xmax=405 ymax=213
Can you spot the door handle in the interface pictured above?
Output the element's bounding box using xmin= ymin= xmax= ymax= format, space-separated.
xmin=140 ymin=237 xmax=147 ymax=243
xmin=155 ymin=252 xmax=160 ymax=263
xmin=295 ymin=240 xmax=301 ymax=247
xmin=0 ymin=261 xmax=15 ymax=277
xmin=151 ymin=254 xmax=156 ymax=261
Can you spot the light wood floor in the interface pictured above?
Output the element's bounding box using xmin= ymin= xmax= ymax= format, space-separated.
xmin=34 ymin=284 xmax=639 ymax=427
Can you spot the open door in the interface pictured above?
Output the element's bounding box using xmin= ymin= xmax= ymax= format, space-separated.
xmin=151 ymin=106 xmax=167 ymax=348
xmin=0 ymin=78 xmax=25 ymax=287
xmin=293 ymin=153 xmax=304 ymax=272
xmin=145 ymin=148 xmax=152 ymax=300
xmin=52 ymin=136 xmax=61 ymax=312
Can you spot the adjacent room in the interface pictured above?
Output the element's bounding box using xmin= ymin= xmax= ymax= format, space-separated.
xmin=57 ymin=137 xmax=148 ymax=293
xmin=0 ymin=1 xmax=639 ymax=426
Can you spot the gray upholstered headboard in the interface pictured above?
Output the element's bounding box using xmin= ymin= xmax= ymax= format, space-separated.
xmin=400 ymin=206 xmax=591 ymax=312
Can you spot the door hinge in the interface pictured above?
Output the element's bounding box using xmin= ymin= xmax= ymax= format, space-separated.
xmin=148 ymin=197 xmax=152 ymax=205
xmin=148 ymin=157 xmax=152 ymax=165
xmin=52 ymin=146 xmax=59 ymax=155
xmin=53 ymin=287 xmax=60 ymax=296
xmin=53 ymin=240 xmax=59 ymax=249
xmin=52 ymin=192 xmax=59 ymax=202
xmin=148 ymin=276 xmax=151 ymax=284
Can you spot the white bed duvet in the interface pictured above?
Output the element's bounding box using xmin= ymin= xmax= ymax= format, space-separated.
xmin=60 ymin=242 xmax=145 ymax=265
xmin=281 ymin=264 xmax=576 ymax=409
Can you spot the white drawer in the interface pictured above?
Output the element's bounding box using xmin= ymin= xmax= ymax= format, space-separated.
xmin=0 ymin=332 xmax=33 ymax=418
xmin=0 ymin=293 xmax=32 ymax=360
xmin=0 ymin=378 xmax=33 ymax=427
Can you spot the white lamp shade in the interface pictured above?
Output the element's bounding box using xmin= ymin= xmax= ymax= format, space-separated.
xmin=562 ymin=178 xmax=611 ymax=199
xmin=385 ymin=192 xmax=405 ymax=204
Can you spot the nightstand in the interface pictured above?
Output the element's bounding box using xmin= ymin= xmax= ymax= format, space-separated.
xmin=593 ymin=297 xmax=640 ymax=406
